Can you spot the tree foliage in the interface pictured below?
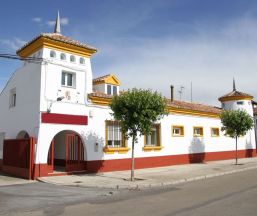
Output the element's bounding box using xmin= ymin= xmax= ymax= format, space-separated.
xmin=220 ymin=110 xmax=253 ymax=138
xmin=220 ymin=109 xmax=254 ymax=165
xmin=110 ymin=88 xmax=167 ymax=180
xmin=110 ymin=88 xmax=167 ymax=140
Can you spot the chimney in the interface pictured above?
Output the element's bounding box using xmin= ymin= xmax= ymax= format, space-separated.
xmin=170 ymin=85 xmax=174 ymax=101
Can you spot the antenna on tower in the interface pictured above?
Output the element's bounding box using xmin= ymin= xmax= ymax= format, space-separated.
xmin=178 ymin=85 xmax=185 ymax=101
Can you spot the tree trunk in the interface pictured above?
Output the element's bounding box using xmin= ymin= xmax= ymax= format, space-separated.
xmin=235 ymin=136 xmax=238 ymax=165
xmin=131 ymin=134 xmax=135 ymax=181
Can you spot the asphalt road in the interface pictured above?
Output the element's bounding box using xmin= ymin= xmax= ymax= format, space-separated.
xmin=1 ymin=169 xmax=257 ymax=216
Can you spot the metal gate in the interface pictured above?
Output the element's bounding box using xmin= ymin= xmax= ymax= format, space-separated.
xmin=65 ymin=134 xmax=85 ymax=172
xmin=3 ymin=137 xmax=36 ymax=179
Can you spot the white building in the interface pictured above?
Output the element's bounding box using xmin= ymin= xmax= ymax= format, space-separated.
xmin=0 ymin=14 xmax=256 ymax=178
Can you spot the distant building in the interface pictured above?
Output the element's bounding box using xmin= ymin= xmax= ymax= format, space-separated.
xmin=0 ymin=13 xmax=256 ymax=178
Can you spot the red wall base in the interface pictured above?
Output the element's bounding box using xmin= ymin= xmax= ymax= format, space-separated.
xmin=4 ymin=149 xmax=256 ymax=179
xmin=33 ymin=164 xmax=52 ymax=178
xmin=2 ymin=165 xmax=31 ymax=179
xmin=86 ymin=149 xmax=257 ymax=173
xmin=33 ymin=162 xmax=87 ymax=178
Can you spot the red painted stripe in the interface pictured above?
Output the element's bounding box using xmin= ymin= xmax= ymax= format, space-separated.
xmin=41 ymin=113 xmax=88 ymax=125
xmin=30 ymin=149 xmax=256 ymax=178
xmin=87 ymin=149 xmax=257 ymax=173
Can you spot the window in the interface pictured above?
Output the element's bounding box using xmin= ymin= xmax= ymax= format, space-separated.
xmin=172 ymin=125 xmax=184 ymax=136
xmin=113 ymin=86 xmax=117 ymax=95
xmin=50 ymin=50 xmax=56 ymax=58
xmin=70 ymin=55 xmax=76 ymax=63
xmin=107 ymin=85 xmax=112 ymax=95
xmin=61 ymin=72 xmax=75 ymax=87
xmin=79 ymin=57 xmax=85 ymax=64
xmin=9 ymin=88 xmax=16 ymax=108
xmin=106 ymin=121 xmax=124 ymax=148
xmin=107 ymin=84 xmax=118 ymax=95
xmin=145 ymin=124 xmax=161 ymax=146
xmin=193 ymin=126 xmax=203 ymax=137
xmin=60 ymin=53 xmax=66 ymax=60
xmin=237 ymin=101 xmax=244 ymax=105
xmin=211 ymin=128 xmax=220 ymax=137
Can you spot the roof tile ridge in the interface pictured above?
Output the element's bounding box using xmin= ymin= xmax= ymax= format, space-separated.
xmin=93 ymin=74 xmax=112 ymax=80
xmin=166 ymin=98 xmax=217 ymax=108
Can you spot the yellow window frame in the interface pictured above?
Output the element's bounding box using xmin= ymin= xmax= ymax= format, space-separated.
xmin=193 ymin=126 xmax=204 ymax=137
xmin=172 ymin=125 xmax=184 ymax=137
xmin=143 ymin=124 xmax=163 ymax=151
xmin=104 ymin=120 xmax=129 ymax=154
xmin=211 ymin=127 xmax=220 ymax=137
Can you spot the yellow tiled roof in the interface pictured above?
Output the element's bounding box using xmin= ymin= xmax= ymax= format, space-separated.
xmin=17 ymin=33 xmax=97 ymax=54
xmin=88 ymin=92 xmax=221 ymax=115
xmin=218 ymin=90 xmax=253 ymax=102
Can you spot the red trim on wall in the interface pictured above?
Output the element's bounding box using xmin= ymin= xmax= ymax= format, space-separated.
xmin=2 ymin=137 xmax=36 ymax=179
xmin=86 ymin=149 xmax=257 ymax=173
xmin=0 ymin=159 xmax=3 ymax=171
xmin=2 ymin=165 xmax=31 ymax=179
xmin=41 ymin=113 xmax=88 ymax=125
xmin=33 ymin=164 xmax=52 ymax=178
xmin=15 ymin=149 xmax=257 ymax=178
xmin=33 ymin=162 xmax=87 ymax=178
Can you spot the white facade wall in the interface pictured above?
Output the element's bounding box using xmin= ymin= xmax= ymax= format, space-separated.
xmin=39 ymin=47 xmax=93 ymax=113
xmin=34 ymin=47 xmax=97 ymax=163
xmin=0 ymin=41 xmax=256 ymax=167
xmin=93 ymin=84 xmax=105 ymax=93
xmin=35 ymin=104 xmax=256 ymax=164
xmin=0 ymin=60 xmax=42 ymax=141
xmin=222 ymin=99 xmax=253 ymax=116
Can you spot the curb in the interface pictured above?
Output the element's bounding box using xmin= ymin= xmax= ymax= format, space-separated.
xmin=37 ymin=165 xmax=257 ymax=190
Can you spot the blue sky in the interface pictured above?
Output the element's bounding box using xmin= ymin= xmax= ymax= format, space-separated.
xmin=1 ymin=0 xmax=257 ymax=105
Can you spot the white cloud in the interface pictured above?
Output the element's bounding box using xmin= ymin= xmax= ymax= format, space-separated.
xmin=46 ymin=20 xmax=56 ymax=27
xmin=60 ymin=18 xmax=69 ymax=25
xmin=46 ymin=17 xmax=69 ymax=27
xmin=0 ymin=38 xmax=26 ymax=50
xmin=32 ymin=17 xmax=42 ymax=23
xmin=92 ymin=16 xmax=257 ymax=106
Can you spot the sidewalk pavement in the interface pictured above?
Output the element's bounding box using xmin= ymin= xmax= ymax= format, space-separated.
xmin=38 ymin=157 xmax=257 ymax=189
xmin=0 ymin=172 xmax=34 ymax=186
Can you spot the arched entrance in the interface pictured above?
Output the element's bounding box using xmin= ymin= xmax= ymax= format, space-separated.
xmin=47 ymin=130 xmax=85 ymax=173
xmin=16 ymin=130 xmax=30 ymax=139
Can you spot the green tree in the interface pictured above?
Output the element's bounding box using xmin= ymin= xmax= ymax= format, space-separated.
xmin=220 ymin=110 xmax=254 ymax=165
xmin=110 ymin=88 xmax=167 ymax=181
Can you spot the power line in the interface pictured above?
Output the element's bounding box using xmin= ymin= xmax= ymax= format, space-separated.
xmin=0 ymin=54 xmax=88 ymax=72
xmin=0 ymin=54 xmax=43 ymax=62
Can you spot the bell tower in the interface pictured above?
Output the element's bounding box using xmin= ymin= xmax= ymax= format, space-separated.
xmin=15 ymin=12 xmax=97 ymax=111
xmin=218 ymin=79 xmax=254 ymax=116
